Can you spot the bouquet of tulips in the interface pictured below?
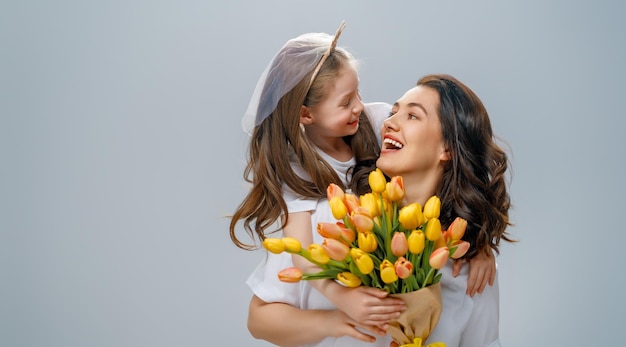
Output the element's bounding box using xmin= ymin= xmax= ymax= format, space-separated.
xmin=262 ymin=168 xmax=470 ymax=346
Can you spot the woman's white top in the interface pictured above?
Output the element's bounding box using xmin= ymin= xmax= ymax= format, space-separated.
xmin=246 ymin=102 xmax=501 ymax=347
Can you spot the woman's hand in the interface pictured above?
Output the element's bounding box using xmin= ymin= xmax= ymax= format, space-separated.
xmin=453 ymin=249 xmax=496 ymax=297
xmin=328 ymin=284 xmax=407 ymax=328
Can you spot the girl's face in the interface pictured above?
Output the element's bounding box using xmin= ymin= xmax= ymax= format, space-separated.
xmin=377 ymin=85 xmax=449 ymax=182
xmin=300 ymin=66 xmax=364 ymax=142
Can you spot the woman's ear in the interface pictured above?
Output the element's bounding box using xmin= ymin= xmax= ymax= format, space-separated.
xmin=439 ymin=147 xmax=451 ymax=162
xmin=300 ymin=105 xmax=313 ymax=125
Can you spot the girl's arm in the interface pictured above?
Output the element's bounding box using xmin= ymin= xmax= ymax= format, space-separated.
xmin=452 ymin=248 xmax=496 ymax=297
xmin=248 ymin=295 xmax=382 ymax=347
xmin=283 ymin=212 xmax=406 ymax=326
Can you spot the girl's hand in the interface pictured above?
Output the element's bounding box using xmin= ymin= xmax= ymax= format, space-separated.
xmin=453 ymin=249 xmax=496 ymax=297
xmin=331 ymin=285 xmax=407 ymax=328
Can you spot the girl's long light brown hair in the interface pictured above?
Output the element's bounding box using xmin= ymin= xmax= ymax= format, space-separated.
xmin=230 ymin=48 xmax=380 ymax=250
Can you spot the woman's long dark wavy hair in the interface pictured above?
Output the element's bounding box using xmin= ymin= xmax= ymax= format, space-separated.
xmin=351 ymin=74 xmax=515 ymax=259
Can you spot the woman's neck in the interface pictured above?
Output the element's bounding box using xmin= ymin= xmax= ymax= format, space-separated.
xmin=401 ymin=171 xmax=440 ymax=207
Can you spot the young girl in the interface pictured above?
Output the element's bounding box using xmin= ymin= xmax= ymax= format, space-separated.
xmin=230 ymin=23 xmax=406 ymax=343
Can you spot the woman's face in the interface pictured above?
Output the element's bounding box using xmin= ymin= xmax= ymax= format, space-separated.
xmin=376 ymin=85 xmax=449 ymax=181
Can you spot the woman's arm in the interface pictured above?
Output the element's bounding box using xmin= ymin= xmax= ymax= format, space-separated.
xmin=248 ymin=295 xmax=381 ymax=347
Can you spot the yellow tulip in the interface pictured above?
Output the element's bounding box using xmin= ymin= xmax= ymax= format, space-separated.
xmin=423 ymin=195 xmax=441 ymax=220
xmin=262 ymin=238 xmax=285 ymax=254
xmin=358 ymin=230 xmax=378 ymax=253
xmin=394 ymin=256 xmax=413 ymax=279
xmin=281 ymin=237 xmax=302 ymax=253
xmin=425 ymin=218 xmax=442 ymax=241
xmin=429 ymin=247 xmax=449 ymax=270
xmin=351 ymin=208 xmax=374 ymax=232
xmin=308 ymin=244 xmax=330 ymax=264
xmin=322 ymin=238 xmax=350 ymax=261
xmin=380 ymin=259 xmax=398 ymax=284
xmin=326 ymin=183 xmax=344 ymax=200
xmin=407 ymin=230 xmax=425 ymax=254
xmin=399 ymin=337 xmax=446 ymax=347
xmin=398 ymin=203 xmax=425 ymax=230
xmin=337 ymin=272 xmax=362 ymax=287
xmin=391 ymin=232 xmax=408 ymax=257
xmin=329 ymin=196 xmax=348 ymax=220
xmin=343 ymin=193 xmax=360 ymax=214
xmin=385 ymin=176 xmax=405 ymax=202
xmin=368 ymin=168 xmax=386 ymax=193
xmin=359 ymin=193 xmax=380 ymax=217
xmin=448 ymin=216 xmax=467 ymax=241
xmin=450 ymin=240 xmax=470 ymax=259
xmin=350 ymin=248 xmax=374 ymax=274
xmin=277 ymin=267 xmax=303 ymax=283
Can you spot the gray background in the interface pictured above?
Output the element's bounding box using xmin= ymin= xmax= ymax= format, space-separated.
xmin=2 ymin=1 xmax=625 ymax=346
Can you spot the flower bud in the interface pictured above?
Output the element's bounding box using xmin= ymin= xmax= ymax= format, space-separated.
xmin=385 ymin=176 xmax=405 ymax=202
xmin=423 ymin=195 xmax=441 ymax=220
xmin=425 ymin=218 xmax=442 ymax=241
xmin=448 ymin=217 xmax=468 ymax=241
xmin=326 ymin=183 xmax=344 ymax=201
xmin=357 ymin=231 xmax=378 ymax=253
xmin=368 ymin=168 xmax=386 ymax=193
xmin=308 ymin=244 xmax=330 ymax=264
xmin=429 ymin=247 xmax=449 ymax=270
xmin=262 ymin=238 xmax=285 ymax=254
xmin=317 ymin=222 xmax=355 ymax=244
xmin=398 ymin=203 xmax=424 ymax=230
xmin=380 ymin=259 xmax=398 ymax=284
xmin=329 ymin=196 xmax=348 ymax=220
xmin=322 ymin=238 xmax=350 ymax=261
xmin=449 ymin=240 xmax=470 ymax=259
xmin=343 ymin=193 xmax=360 ymax=214
xmin=281 ymin=237 xmax=302 ymax=253
xmin=359 ymin=193 xmax=380 ymax=217
xmin=407 ymin=230 xmax=425 ymax=254
xmin=337 ymin=272 xmax=362 ymax=287
xmin=391 ymin=232 xmax=409 ymax=257
xmin=277 ymin=267 xmax=303 ymax=283
xmin=394 ymin=257 xmax=413 ymax=279
xmin=350 ymin=248 xmax=374 ymax=275
xmin=351 ymin=208 xmax=374 ymax=232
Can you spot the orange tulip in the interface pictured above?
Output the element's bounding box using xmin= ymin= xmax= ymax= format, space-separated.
xmin=368 ymin=168 xmax=386 ymax=193
xmin=262 ymin=238 xmax=285 ymax=254
xmin=385 ymin=176 xmax=405 ymax=202
xmin=448 ymin=217 xmax=468 ymax=241
xmin=449 ymin=240 xmax=470 ymax=259
xmin=394 ymin=257 xmax=413 ymax=279
xmin=357 ymin=231 xmax=378 ymax=253
xmin=343 ymin=193 xmax=360 ymax=214
xmin=317 ymin=222 xmax=355 ymax=244
xmin=278 ymin=267 xmax=303 ymax=283
xmin=380 ymin=259 xmax=398 ymax=284
xmin=351 ymin=207 xmax=374 ymax=232
xmin=391 ymin=232 xmax=409 ymax=257
xmin=322 ymin=238 xmax=350 ymax=261
xmin=429 ymin=247 xmax=449 ymax=270
xmin=326 ymin=183 xmax=344 ymax=200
